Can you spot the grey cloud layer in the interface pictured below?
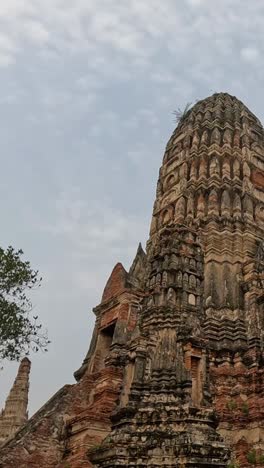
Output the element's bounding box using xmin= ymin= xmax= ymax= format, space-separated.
xmin=1 ymin=0 xmax=264 ymax=413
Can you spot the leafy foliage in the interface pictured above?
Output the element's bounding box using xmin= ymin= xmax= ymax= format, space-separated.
xmin=241 ymin=401 xmax=249 ymax=416
xmin=247 ymin=450 xmax=256 ymax=464
xmin=0 ymin=246 xmax=49 ymax=362
xmin=228 ymin=462 xmax=240 ymax=468
xmin=226 ymin=399 xmax=237 ymax=411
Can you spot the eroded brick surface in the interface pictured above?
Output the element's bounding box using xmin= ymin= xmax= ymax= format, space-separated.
xmin=2 ymin=93 xmax=264 ymax=467
xmin=0 ymin=358 xmax=31 ymax=446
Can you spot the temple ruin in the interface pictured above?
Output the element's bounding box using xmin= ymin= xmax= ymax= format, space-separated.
xmin=0 ymin=358 xmax=30 ymax=446
xmin=1 ymin=92 xmax=264 ymax=466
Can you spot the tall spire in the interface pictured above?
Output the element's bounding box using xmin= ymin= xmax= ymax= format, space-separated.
xmin=88 ymin=92 xmax=264 ymax=466
xmin=2 ymin=92 xmax=264 ymax=466
xmin=0 ymin=358 xmax=31 ymax=445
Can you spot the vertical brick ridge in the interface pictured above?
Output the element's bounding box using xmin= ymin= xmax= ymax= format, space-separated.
xmin=0 ymin=357 xmax=31 ymax=445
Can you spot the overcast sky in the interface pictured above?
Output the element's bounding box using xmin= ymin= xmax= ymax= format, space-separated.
xmin=1 ymin=0 xmax=264 ymax=415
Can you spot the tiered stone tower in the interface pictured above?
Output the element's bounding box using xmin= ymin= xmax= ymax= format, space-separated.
xmin=1 ymin=92 xmax=264 ymax=467
xmin=90 ymin=225 xmax=229 ymax=467
xmin=90 ymin=92 xmax=264 ymax=467
xmin=0 ymin=358 xmax=31 ymax=445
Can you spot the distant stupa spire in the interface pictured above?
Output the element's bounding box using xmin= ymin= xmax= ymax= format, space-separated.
xmin=0 ymin=358 xmax=31 ymax=445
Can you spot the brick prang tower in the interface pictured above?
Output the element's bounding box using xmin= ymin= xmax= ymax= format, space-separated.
xmin=90 ymin=92 xmax=264 ymax=467
xmin=0 ymin=358 xmax=31 ymax=445
xmin=1 ymin=92 xmax=264 ymax=467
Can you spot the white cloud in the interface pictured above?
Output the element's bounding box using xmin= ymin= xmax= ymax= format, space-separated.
xmin=240 ymin=46 xmax=260 ymax=62
xmin=0 ymin=33 xmax=16 ymax=51
xmin=186 ymin=0 xmax=205 ymax=6
xmin=0 ymin=0 xmax=262 ymax=94
xmin=0 ymin=54 xmax=14 ymax=67
xmin=25 ymin=20 xmax=50 ymax=44
xmin=0 ymin=33 xmax=17 ymax=67
xmin=151 ymin=72 xmax=175 ymax=84
xmin=0 ymin=1 xmax=34 ymax=19
xmin=2 ymin=0 xmax=264 ymax=418
xmin=75 ymin=75 xmax=102 ymax=90
xmin=42 ymin=187 xmax=147 ymax=263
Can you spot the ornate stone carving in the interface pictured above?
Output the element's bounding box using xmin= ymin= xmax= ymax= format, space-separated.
xmin=4 ymin=92 xmax=264 ymax=468
xmin=190 ymin=158 xmax=197 ymax=180
xmin=233 ymin=192 xmax=242 ymax=219
xmin=0 ymin=358 xmax=31 ymax=446
xmin=243 ymin=194 xmax=254 ymax=220
xmin=243 ymin=161 xmax=251 ymax=179
xmin=223 ymin=128 xmax=233 ymax=145
xmin=187 ymin=192 xmax=194 ymax=220
xmin=198 ymin=156 xmax=207 ymax=179
xmin=175 ymin=196 xmax=186 ymax=222
xmin=167 ymin=287 xmax=176 ymax=304
xmin=233 ymin=158 xmax=241 ymax=179
xmin=201 ymin=129 xmax=209 ymax=145
xmin=233 ymin=129 xmax=241 ymax=147
xmin=191 ymin=130 xmax=200 ymax=150
xmin=209 ymin=156 xmax=220 ymax=177
xmin=208 ymin=188 xmax=219 ymax=216
xmin=222 ymin=157 xmax=231 ymax=179
xmin=256 ymin=240 xmax=264 ymax=264
xmin=256 ymin=204 xmax=264 ymax=224
xmin=204 ymin=110 xmax=211 ymax=122
xmin=211 ymin=127 xmax=221 ymax=145
xmin=180 ymin=161 xmax=188 ymax=179
xmin=197 ymin=192 xmax=206 ymax=218
xmin=221 ymin=189 xmax=231 ymax=217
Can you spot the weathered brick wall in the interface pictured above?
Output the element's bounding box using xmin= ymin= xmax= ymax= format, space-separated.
xmin=3 ymin=92 xmax=264 ymax=467
xmin=210 ymin=354 xmax=264 ymax=467
xmin=0 ymin=367 xmax=124 ymax=468
xmin=0 ymin=358 xmax=31 ymax=446
xmin=0 ymin=258 xmax=143 ymax=467
xmin=0 ymin=385 xmax=72 ymax=468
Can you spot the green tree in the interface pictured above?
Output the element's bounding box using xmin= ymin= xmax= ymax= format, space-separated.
xmin=0 ymin=246 xmax=49 ymax=361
